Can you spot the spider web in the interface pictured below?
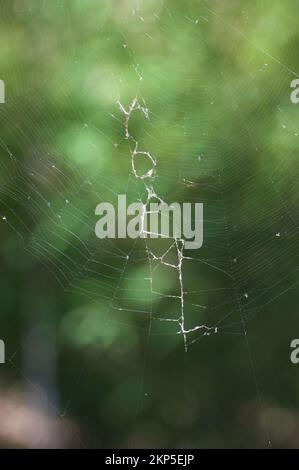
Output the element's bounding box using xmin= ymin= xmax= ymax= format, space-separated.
xmin=1 ymin=0 xmax=299 ymax=448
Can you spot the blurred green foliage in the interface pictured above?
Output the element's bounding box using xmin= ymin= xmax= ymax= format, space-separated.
xmin=0 ymin=0 xmax=299 ymax=448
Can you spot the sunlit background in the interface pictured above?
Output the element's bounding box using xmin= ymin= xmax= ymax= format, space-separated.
xmin=0 ymin=0 xmax=299 ymax=448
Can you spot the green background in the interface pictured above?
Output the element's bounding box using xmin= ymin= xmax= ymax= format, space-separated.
xmin=0 ymin=0 xmax=298 ymax=448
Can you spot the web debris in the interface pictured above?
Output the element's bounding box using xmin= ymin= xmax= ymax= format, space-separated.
xmin=117 ymin=96 xmax=217 ymax=351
